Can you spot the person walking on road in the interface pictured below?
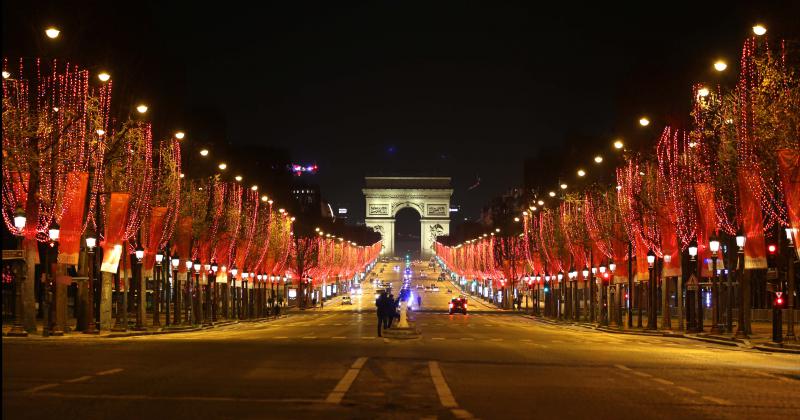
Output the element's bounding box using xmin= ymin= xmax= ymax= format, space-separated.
xmin=384 ymin=294 xmax=395 ymax=329
xmin=417 ymin=294 xmax=422 ymax=309
xmin=376 ymin=292 xmax=388 ymax=337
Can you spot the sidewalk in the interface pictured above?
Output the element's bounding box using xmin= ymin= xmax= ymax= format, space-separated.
xmin=526 ymin=313 xmax=800 ymax=354
xmin=2 ymin=312 xmax=288 ymax=339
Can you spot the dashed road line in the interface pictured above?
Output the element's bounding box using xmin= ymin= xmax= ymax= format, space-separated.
xmin=25 ymin=383 xmax=59 ymax=393
xmin=676 ymin=386 xmax=699 ymax=394
xmin=64 ymin=376 xmax=93 ymax=383
xmin=331 ymin=336 xmax=346 ymax=339
xmin=96 ymin=368 xmax=124 ymax=376
xmin=429 ymin=361 xmax=475 ymax=419
xmin=460 ymin=337 xmax=474 ymax=341
xmin=614 ymin=364 xmax=632 ymax=371
xmin=325 ymin=358 xmax=368 ymax=405
xmin=701 ymin=395 xmax=732 ymax=406
xmin=652 ymin=378 xmax=674 ymax=385
xmin=432 ymin=337 xmax=445 ymax=340
xmin=632 ymin=371 xmax=652 ymax=378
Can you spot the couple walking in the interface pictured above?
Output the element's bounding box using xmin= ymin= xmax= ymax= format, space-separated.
xmin=375 ymin=291 xmax=397 ymax=337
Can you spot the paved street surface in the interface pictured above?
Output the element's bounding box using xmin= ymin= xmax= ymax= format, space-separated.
xmin=3 ymin=262 xmax=799 ymax=419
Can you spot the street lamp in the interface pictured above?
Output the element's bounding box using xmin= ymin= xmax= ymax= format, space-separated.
xmin=752 ymin=24 xmax=767 ymax=36
xmin=98 ymin=72 xmax=111 ymax=82
xmin=174 ymin=131 xmax=185 ymax=139
xmin=13 ymin=207 xmax=26 ymax=232
xmin=709 ymin=233 xmax=722 ymax=333
xmin=136 ymin=104 xmax=148 ymax=114
xmin=45 ymin=27 xmax=60 ymax=39
xmin=714 ymin=60 xmax=728 ymax=72
xmin=639 ymin=117 xmax=650 ymax=127
xmin=169 ymin=252 xmax=179 ymax=325
xmin=785 ymin=227 xmax=797 ymax=340
xmin=614 ymin=140 xmax=624 ymax=149
xmin=688 ymin=240 xmax=698 ymax=261
xmin=135 ymin=244 xmax=145 ymax=263
xmin=48 ymin=221 xmax=61 ymax=242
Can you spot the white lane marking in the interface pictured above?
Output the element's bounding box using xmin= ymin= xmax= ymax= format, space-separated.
xmin=676 ymin=386 xmax=699 ymax=394
xmin=451 ymin=408 xmax=474 ymax=419
xmin=302 ymin=336 xmax=317 ymax=339
xmin=361 ymin=336 xmax=374 ymax=340
xmin=432 ymin=337 xmax=445 ymax=340
xmin=460 ymin=337 xmax=474 ymax=341
xmin=274 ymin=336 xmax=288 ymax=339
xmin=64 ymin=376 xmax=93 ymax=383
xmin=614 ymin=364 xmax=632 ymax=371
xmin=331 ymin=336 xmax=346 ymax=339
xmin=632 ymin=371 xmax=652 ymax=378
xmin=25 ymin=383 xmax=59 ymax=393
xmin=428 ymin=361 xmax=457 ymax=408
xmin=520 ymin=339 xmax=532 ymax=342
xmin=490 ymin=338 xmax=503 ymax=342
xmin=652 ymin=378 xmax=674 ymax=385
xmin=701 ymin=395 xmax=732 ymax=406
xmin=551 ymin=340 xmax=565 ymax=343
xmin=96 ymin=368 xmax=124 ymax=376
xmin=750 ymin=370 xmax=793 ymax=383
xmin=325 ymin=356 xmax=369 ymax=404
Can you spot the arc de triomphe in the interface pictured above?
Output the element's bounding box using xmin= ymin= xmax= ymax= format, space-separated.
xmin=363 ymin=177 xmax=452 ymax=258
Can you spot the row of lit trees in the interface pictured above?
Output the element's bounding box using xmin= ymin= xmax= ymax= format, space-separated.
xmin=437 ymin=27 xmax=799 ymax=339
xmin=2 ymin=32 xmax=380 ymax=334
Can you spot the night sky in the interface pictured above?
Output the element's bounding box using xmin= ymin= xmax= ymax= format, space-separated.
xmin=4 ymin=1 xmax=799 ymax=222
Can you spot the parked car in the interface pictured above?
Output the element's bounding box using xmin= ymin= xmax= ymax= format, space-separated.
xmin=342 ymin=295 xmax=352 ymax=305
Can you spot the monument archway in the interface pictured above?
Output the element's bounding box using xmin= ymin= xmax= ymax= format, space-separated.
xmin=363 ymin=177 xmax=452 ymax=259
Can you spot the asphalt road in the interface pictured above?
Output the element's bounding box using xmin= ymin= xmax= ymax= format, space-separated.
xmin=3 ymin=261 xmax=799 ymax=419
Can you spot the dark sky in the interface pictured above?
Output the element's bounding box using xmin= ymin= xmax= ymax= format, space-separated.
xmin=4 ymin=1 xmax=799 ymax=222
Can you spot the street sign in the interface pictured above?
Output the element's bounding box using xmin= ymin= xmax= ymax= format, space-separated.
xmin=766 ymin=268 xmax=778 ymax=280
xmin=2 ymin=249 xmax=25 ymax=260
xmin=686 ymin=274 xmax=699 ymax=291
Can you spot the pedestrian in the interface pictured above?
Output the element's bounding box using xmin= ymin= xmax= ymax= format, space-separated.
xmin=417 ymin=294 xmax=422 ymax=309
xmin=385 ymin=294 xmax=395 ymax=329
xmin=376 ymin=291 xmax=388 ymax=337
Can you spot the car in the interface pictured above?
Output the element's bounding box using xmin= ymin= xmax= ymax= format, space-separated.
xmin=416 ymin=284 xmax=424 ymax=290
xmin=342 ymin=295 xmax=352 ymax=305
xmin=449 ymin=297 xmax=467 ymax=315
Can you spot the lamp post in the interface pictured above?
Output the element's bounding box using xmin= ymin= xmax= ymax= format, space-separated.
xmin=84 ymin=230 xmax=99 ymax=334
xmin=193 ymin=258 xmax=201 ymax=325
xmin=202 ymin=262 xmax=212 ymax=326
xmin=231 ymin=265 xmax=239 ymax=319
xmin=44 ymin=221 xmax=61 ymax=336
xmin=153 ymin=250 xmax=164 ymax=328
xmin=557 ymin=271 xmax=564 ymax=320
xmin=688 ymin=240 xmax=702 ymax=332
xmin=7 ymin=208 xmax=28 ymax=337
xmin=735 ymin=231 xmax=748 ymax=338
xmin=646 ymin=250 xmax=656 ymax=330
xmin=608 ymin=262 xmax=616 ymax=327
xmin=709 ymin=234 xmax=722 ymax=333
xmin=170 ymin=252 xmax=180 ymax=325
xmin=785 ymin=227 xmax=797 ymax=341
xmin=211 ymin=261 xmax=218 ymax=323
xmin=184 ymin=259 xmax=193 ymax=325
xmin=134 ymin=245 xmax=145 ymax=331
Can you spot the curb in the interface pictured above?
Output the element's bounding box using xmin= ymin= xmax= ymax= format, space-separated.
xmin=524 ymin=315 xmax=799 ymax=352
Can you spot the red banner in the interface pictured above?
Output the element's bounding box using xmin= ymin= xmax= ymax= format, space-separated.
xmin=175 ymin=216 xmax=193 ymax=276
xmin=57 ymin=172 xmax=89 ymax=265
xmin=142 ymin=207 xmax=168 ymax=278
xmin=738 ymin=170 xmax=767 ymax=269
xmin=777 ymin=149 xmax=800 ymax=259
xmin=694 ymin=183 xmax=723 ymax=277
xmin=657 ymin=215 xmax=681 ymax=277
xmin=634 ymin=234 xmax=650 ymax=281
xmin=101 ymin=193 xmax=130 ymax=274
xmin=610 ymin=224 xmax=629 ymax=283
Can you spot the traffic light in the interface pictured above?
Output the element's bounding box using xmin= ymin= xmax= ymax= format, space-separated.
xmin=775 ymin=292 xmax=784 ymax=308
xmin=767 ymin=244 xmax=777 ymax=268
